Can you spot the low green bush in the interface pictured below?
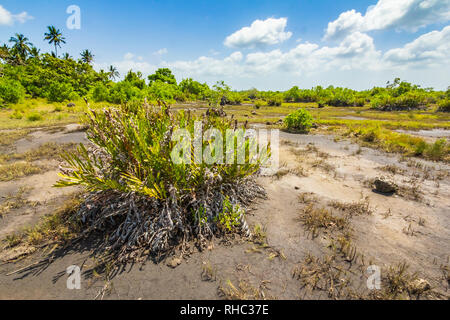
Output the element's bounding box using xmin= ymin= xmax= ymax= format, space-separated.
xmin=0 ymin=78 xmax=25 ymax=105
xmin=26 ymin=112 xmax=43 ymax=121
xmin=47 ymin=82 xmax=74 ymax=102
xmin=55 ymin=101 xmax=267 ymax=262
xmin=267 ymin=95 xmax=283 ymax=106
xmin=284 ymin=108 xmax=314 ymax=132
xmin=437 ymin=99 xmax=450 ymax=112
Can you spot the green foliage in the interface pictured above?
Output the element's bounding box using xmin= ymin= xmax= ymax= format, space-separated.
xmin=108 ymin=81 xmax=144 ymax=104
xmin=0 ymin=78 xmax=25 ymax=105
xmin=26 ymin=112 xmax=43 ymax=121
xmin=370 ymin=92 xmax=425 ymax=111
xmin=124 ymin=70 xmax=146 ymax=89
xmin=179 ymin=78 xmax=210 ymax=100
xmin=267 ymin=94 xmax=283 ymax=106
xmin=91 ymin=83 xmax=110 ymax=102
xmin=349 ymin=125 xmax=449 ymax=161
xmin=2 ymin=53 xmax=107 ymax=101
xmin=424 ymin=139 xmax=448 ymax=161
xmin=148 ymin=68 xmax=177 ymax=85
xmin=55 ymin=101 xmax=263 ymax=200
xmin=215 ymin=197 xmax=242 ymax=232
xmin=438 ymin=99 xmax=450 ymax=112
xmin=284 ymin=108 xmax=314 ymax=132
xmin=147 ymin=80 xmax=182 ymax=102
xmin=46 ymin=82 xmax=74 ymax=102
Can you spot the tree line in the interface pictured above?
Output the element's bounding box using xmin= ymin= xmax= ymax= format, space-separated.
xmin=1 ymin=27 xmax=449 ymax=111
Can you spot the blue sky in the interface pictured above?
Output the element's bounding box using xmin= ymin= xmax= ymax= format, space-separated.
xmin=1 ymin=0 xmax=449 ymax=90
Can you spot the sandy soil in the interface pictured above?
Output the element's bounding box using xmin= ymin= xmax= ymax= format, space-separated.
xmin=0 ymin=126 xmax=449 ymax=300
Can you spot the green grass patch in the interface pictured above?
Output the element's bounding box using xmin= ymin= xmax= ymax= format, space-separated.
xmin=347 ymin=125 xmax=449 ymax=161
xmin=0 ymin=162 xmax=44 ymax=181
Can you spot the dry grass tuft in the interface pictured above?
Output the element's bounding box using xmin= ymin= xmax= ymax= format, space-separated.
xmin=0 ymin=186 xmax=35 ymax=216
xmin=292 ymin=254 xmax=353 ymax=299
xmin=300 ymin=204 xmax=349 ymax=238
xmin=0 ymin=162 xmax=44 ymax=181
xmin=218 ymin=279 xmax=272 ymax=300
xmin=0 ymin=129 xmax=30 ymax=146
xmin=328 ymin=198 xmax=372 ymax=217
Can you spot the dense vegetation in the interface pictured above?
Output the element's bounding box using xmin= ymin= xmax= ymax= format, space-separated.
xmin=55 ymin=101 xmax=266 ymax=264
xmin=1 ymin=29 xmax=449 ymax=110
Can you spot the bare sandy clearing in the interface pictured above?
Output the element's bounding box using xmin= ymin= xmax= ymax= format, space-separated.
xmin=0 ymin=126 xmax=449 ymax=299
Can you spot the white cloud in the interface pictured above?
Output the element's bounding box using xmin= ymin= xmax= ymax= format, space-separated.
xmin=165 ymin=32 xmax=381 ymax=80
xmin=224 ymin=17 xmax=292 ymax=48
xmin=154 ymin=48 xmax=168 ymax=55
xmin=209 ymin=49 xmax=220 ymax=56
xmin=384 ymin=25 xmax=450 ymax=67
xmin=324 ymin=0 xmax=450 ymax=40
xmin=163 ymin=51 xmax=245 ymax=78
xmin=0 ymin=5 xmax=33 ymax=26
xmin=123 ymin=52 xmax=135 ymax=60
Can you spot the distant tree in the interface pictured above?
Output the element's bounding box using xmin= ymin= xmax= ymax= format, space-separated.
xmin=148 ymin=68 xmax=176 ymax=85
xmin=9 ymin=34 xmax=32 ymax=62
xmin=44 ymin=26 xmax=66 ymax=57
xmin=108 ymin=65 xmax=120 ymax=80
xmin=62 ymin=53 xmax=72 ymax=60
xmin=80 ymin=49 xmax=94 ymax=64
xmin=124 ymin=70 xmax=146 ymax=89
xmin=29 ymin=46 xmax=41 ymax=59
xmin=213 ymin=80 xmax=231 ymax=93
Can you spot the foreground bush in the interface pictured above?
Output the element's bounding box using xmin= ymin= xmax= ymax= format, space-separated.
xmin=284 ymin=108 xmax=314 ymax=133
xmin=0 ymin=79 xmax=25 ymax=105
xmin=55 ymin=101 xmax=266 ymax=265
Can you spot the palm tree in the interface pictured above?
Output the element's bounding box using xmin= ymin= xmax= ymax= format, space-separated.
xmin=108 ymin=65 xmax=119 ymax=80
xmin=80 ymin=49 xmax=94 ymax=64
xmin=9 ymin=34 xmax=32 ymax=60
xmin=62 ymin=53 xmax=72 ymax=60
xmin=29 ymin=46 xmax=41 ymax=59
xmin=44 ymin=26 xmax=66 ymax=57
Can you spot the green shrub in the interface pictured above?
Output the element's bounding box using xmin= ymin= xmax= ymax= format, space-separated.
xmin=437 ymin=99 xmax=450 ymax=112
xmin=424 ymin=139 xmax=448 ymax=161
xmin=0 ymin=79 xmax=25 ymax=105
xmin=68 ymin=91 xmax=81 ymax=102
xmin=215 ymin=197 xmax=242 ymax=232
xmin=254 ymin=100 xmax=265 ymax=109
xmin=55 ymin=101 xmax=266 ymax=262
xmin=284 ymin=108 xmax=314 ymax=132
xmin=47 ymin=82 xmax=74 ymax=102
xmin=371 ymin=92 xmax=425 ymax=111
xmin=267 ymin=95 xmax=283 ymax=106
xmin=9 ymin=110 xmax=24 ymax=119
xmin=109 ymin=81 xmax=143 ymax=104
xmin=26 ymin=112 xmax=43 ymax=121
xmin=92 ymin=83 xmax=110 ymax=102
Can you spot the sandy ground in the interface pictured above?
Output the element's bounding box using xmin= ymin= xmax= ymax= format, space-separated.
xmin=0 ymin=125 xmax=449 ymax=300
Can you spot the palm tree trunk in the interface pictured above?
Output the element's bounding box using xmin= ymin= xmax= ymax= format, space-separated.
xmin=55 ymin=44 xmax=57 ymax=57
